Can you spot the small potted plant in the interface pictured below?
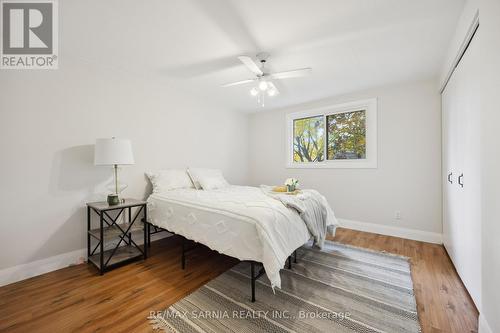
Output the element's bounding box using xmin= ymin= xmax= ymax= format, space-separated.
xmin=285 ymin=178 xmax=299 ymax=192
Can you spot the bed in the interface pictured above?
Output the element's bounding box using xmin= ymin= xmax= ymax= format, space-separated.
xmin=146 ymin=185 xmax=337 ymax=301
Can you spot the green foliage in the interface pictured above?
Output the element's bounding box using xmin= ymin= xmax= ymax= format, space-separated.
xmin=293 ymin=110 xmax=366 ymax=163
xmin=327 ymin=110 xmax=366 ymax=160
xmin=293 ymin=116 xmax=324 ymax=162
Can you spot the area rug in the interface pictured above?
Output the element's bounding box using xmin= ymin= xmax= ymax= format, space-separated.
xmin=149 ymin=241 xmax=421 ymax=333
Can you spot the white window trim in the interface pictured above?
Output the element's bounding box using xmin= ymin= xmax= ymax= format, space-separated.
xmin=286 ymin=98 xmax=378 ymax=169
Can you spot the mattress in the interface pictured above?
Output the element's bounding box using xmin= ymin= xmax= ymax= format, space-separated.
xmin=147 ymin=185 xmax=312 ymax=289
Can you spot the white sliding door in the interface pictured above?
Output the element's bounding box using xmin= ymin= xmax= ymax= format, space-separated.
xmin=442 ymin=30 xmax=481 ymax=307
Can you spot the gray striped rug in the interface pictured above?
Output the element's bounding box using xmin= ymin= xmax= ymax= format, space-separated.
xmin=149 ymin=241 xmax=421 ymax=333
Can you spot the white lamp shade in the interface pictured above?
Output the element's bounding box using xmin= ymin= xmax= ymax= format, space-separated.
xmin=94 ymin=138 xmax=135 ymax=166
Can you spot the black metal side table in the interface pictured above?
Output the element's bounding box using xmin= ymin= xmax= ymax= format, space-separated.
xmin=86 ymin=199 xmax=148 ymax=275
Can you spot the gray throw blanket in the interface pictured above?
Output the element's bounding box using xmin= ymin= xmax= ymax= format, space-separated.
xmin=261 ymin=185 xmax=338 ymax=249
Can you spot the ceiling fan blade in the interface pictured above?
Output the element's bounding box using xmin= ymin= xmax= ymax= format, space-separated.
xmin=221 ymin=79 xmax=255 ymax=87
xmin=270 ymin=68 xmax=312 ymax=80
xmin=238 ymin=56 xmax=263 ymax=76
xmin=268 ymin=82 xmax=280 ymax=95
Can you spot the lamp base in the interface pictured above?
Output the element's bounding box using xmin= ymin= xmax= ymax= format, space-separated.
xmin=107 ymin=194 xmax=120 ymax=206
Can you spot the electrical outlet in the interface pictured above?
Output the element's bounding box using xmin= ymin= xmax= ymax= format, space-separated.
xmin=394 ymin=211 xmax=401 ymax=220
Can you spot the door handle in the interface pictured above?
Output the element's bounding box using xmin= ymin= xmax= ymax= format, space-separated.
xmin=447 ymin=172 xmax=453 ymax=184
xmin=458 ymin=173 xmax=464 ymax=188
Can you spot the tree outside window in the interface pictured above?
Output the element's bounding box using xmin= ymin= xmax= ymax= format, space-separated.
xmin=287 ymin=98 xmax=377 ymax=169
xmin=293 ymin=116 xmax=324 ymax=162
xmin=327 ymin=110 xmax=366 ymax=160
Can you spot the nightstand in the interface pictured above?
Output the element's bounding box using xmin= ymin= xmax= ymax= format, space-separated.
xmin=86 ymin=199 xmax=148 ymax=274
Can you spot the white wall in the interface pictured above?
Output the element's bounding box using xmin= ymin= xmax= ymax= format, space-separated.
xmin=479 ymin=0 xmax=500 ymax=332
xmin=0 ymin=60 xmax=249 ymax=273
xmin=249 ymin=80 xmax=442 ymax=239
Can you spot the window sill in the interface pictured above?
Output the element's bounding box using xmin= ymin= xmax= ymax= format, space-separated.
xmin=286 ymin=160 xmax=377 ymax=169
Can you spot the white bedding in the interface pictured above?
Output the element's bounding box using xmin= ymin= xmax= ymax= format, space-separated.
xmin=261 ymin=186 xmax=337 ymax=249
xmin=147 ymin=185 xmax=337 ymax=289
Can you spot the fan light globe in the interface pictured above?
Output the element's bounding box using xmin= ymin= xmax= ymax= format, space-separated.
xmin=258 ymin=81 xmax=268 ymax=91
xmin=268 ymin=88 xmax=277 ymax=97
xmin=250 ymin=87 xmax=259 ymax=96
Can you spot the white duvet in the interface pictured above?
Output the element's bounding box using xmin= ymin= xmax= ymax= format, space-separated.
xmin=147 ymin=185 xmax=338 ymax=289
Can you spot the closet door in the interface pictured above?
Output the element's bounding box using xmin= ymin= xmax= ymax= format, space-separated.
xmin=442 ymin=65 xmax=462 ymax=263
xmin=442 ymin=77 xmax=451 ymax=251
xmin=441 ymin=30 xmax=481 ymax=306
xmin=458 ymin=33 xmax=481 ymax=305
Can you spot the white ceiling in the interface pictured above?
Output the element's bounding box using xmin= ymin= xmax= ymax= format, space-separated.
xmin=63 ymin=0 xmax=465 ymax=112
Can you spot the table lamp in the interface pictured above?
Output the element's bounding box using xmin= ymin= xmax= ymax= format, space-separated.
xmin=94 ymin=137 xmax=135 ymax=205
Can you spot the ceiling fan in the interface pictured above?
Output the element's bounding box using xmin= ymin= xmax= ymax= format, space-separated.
xmin=222 ymin=52 xmax=312 ymax=106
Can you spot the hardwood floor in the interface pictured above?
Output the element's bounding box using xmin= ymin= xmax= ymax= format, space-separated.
xmin=333 ymin=229 xmax=478 ymax=333
xmin=0 ymin=228 xmax=478 ymax=333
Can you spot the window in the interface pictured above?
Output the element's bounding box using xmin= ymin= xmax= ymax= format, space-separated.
xmin=293 ymin=116 xmax=325 ymax=162
xmin=327 ymin=110 xmax=366 ymax=160
xmin=286 ymin=99 xmax=377 ymax=168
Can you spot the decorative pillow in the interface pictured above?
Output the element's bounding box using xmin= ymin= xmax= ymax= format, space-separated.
xmin=187 ymin=168 xmax=229 ymax=190
xmin=146 ymin=169 xmax=194 ymax=193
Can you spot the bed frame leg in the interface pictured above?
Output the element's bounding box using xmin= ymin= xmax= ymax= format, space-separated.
xmin=147 ymin=223 xmax=151 ymax=248
xmin=251 ymin=262 xmax=256 ymax=303
xmin=181 ymin=237 xmax=186 ymax=270
xmin=294 ymin=250 xmax=297 ymax=263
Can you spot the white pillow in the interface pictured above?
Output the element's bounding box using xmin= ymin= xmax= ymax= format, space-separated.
xmin=187 ymin=168 xmax=229 ymax=190
xmin=146 ymin=169 xmax=194 ymax=193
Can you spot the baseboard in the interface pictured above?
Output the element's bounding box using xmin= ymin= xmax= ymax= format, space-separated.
xmin=479 ymin=314 xmax=493 ymax=333
xmin=338 ymin=218 xmax=442 ymax=244
xmin=0 ymin=248 xmax=87 ymax=287
xmin=0 ymin=232 xmax=171 ymax=287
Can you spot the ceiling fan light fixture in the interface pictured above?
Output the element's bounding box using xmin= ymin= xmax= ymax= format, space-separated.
xmin=223 ymin=52 xmax=310 ymax=107
xmin=258 ymin=80 xmax=268 ymax=91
